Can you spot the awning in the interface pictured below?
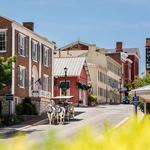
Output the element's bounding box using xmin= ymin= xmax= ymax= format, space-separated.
xmin=130 ymin=84 xmax=150 ymax=103
xmin=77 ymin=82 xmax=91 ymax=90
xmin=60 ymin=82 xmax=70 ymax=89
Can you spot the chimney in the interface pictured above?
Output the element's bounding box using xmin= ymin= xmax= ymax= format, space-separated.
xmin=23 ymin=22 xmax=34 ymax=31
xmin=116 ymin=42 xmax=123 ymax=52
xmin=146 ymin=38 xmax=150 ymax=47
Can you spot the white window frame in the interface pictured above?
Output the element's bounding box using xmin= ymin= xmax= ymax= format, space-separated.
xmin=18 ymin=65 xmax=26 ymax=88
xmin=43 ymin=46 xmax=49 ymax=67
xmin=32 ymin=40 xmax=38 ymax=62
xmin=0 ymin=29 xmax=7 ymax=52
xmin=19 ymin=33 xmax=26 ymax=56
xmin=43 ymin=74 xmax=49 ymax=91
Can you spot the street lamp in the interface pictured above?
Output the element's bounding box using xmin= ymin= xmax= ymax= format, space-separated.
xmin=119 ymin=78 xmax=122 ymax=103
xmin=64 ymin=67 xmax=68 ymax=96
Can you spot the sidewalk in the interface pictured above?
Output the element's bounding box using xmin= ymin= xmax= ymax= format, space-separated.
xmin=0 ymin=113 xmax=48 ymax=138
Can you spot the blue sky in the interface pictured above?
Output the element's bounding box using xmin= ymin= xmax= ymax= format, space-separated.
xmin=1 ymin=0 xmax=150 ymax=74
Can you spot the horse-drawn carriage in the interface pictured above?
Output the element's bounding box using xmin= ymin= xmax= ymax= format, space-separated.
xmin=46 ymin=96 xmax=75 ymax=125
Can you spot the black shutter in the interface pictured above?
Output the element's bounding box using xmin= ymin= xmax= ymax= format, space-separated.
xmin=25 ymin=69 xmax=28 ymax=88
xmin=31 ymin=40 xmax=33 ymax=60
xmin=18 ymin=33 xmax=20 ymax=55
xmin=25 ymin=37 xmax=29 ymax=57
xmin=48 ymin=49 xmax=50 ymax=67
xmin=37 ymin=44 xmax=40 ymax=62
xmin=49 ymin=48 xmax=52 ymax=67
xmin=41 ymin=45 xmax=44 ymax=64
xmin=48 ymin=77 xmax=50 ymax=91
xmin=17 ymin=66 xmax=20 ymax=87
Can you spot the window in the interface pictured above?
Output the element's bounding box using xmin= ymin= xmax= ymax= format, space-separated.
xmin=60 ymin=81 xmax=70 ymax=96
xmin=18 ymin=66 xmax=26 ymax=88
xmin=43 ymin=75 xmax=50 ymax=91
xmin=0 ymin=30 xmax=6 ymax=52
xmin=43 ymin=47 xmax=49 ymax=66
xmin=32 ymin=40 xmax=38 ymax=61
xmin=18 ymin=33 xmax=26 ymax=56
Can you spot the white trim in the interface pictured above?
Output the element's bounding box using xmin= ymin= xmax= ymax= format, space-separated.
xmin=19 ymin=65 xmax=26 ymax=69
xmin=12 ymin=26 xmax=15 ymax=95
xmin=39 ymin=42 xmax=42 ymax=78
xmin=52 ymin=46 xmax=54 ymax=98
xmin=0 ymin=29 xmax=7 ymax=52
xmin=29 ymin=37 xmax=32 ymax=96
xmin=12 ymin=22 xmax=54 ymax=48
xmin=0 ymin=29 xmax=8 ymax=31
xmin=43 ymin=74 xmax=49 ymax=77
xmin=0 ymin=50 xmax=7 ymax=53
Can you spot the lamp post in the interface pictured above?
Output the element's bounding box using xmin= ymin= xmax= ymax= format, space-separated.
xmin=119 ymin=78 xmax=122 ymax=103
xmin=64 ymin=67 xmax=68 ymax=96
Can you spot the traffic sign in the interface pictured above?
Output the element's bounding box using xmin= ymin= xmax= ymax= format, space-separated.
xmin=133 ymin=96 xmax=139 ymax=106
xmin=6 ymin=94 xmax=14 ymax=101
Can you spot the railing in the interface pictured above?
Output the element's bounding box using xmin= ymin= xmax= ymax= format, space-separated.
xmin=31 ymin=90 xmax=51 ymax=98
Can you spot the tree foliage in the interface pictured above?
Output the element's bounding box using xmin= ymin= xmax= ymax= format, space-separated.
xmin=0 ymin=56 xmax=15 ymax=90
xmin=126 ymin=74 xmax=150 ymax=91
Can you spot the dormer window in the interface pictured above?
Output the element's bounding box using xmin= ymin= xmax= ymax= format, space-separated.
xmin=0 ymin=29 xmax=7 ymax=52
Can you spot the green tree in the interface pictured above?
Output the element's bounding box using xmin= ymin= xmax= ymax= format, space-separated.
xmin=126 ymin=74 xmax=150 ymax=113
xmin=0 ymin=56 xmax=15 ymax=90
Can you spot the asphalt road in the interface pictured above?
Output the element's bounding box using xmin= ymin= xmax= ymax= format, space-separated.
xmin=1 ymin=104 xmax=134 ymax=144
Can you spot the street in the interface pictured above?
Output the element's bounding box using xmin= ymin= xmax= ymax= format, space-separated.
xmin=0 ymin=104 xmax=134 ymax=144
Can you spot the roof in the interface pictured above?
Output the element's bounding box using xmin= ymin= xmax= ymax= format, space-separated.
xmin=106 ymin=48 xmax=140 ymax=58
xmin=54 ymin=57 xmax=86 ymax=77
xmin=0 ymin=16 xmax=54 ymax=45
xmin=60 ymin=40 xmax=90 ymax=51
xmin=54 ymin=50 xmax=88 ymax=58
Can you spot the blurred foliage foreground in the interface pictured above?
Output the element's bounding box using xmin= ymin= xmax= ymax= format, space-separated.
xmin=0 ymin=116 xmax=150 ymax=150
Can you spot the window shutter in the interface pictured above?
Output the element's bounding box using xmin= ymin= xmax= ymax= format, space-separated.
xmin=49 ymin=49 xmax=52 ymax=67
xmin=18 ymin=33 xmax=20 ymax=55
xmin=25 ymin=37 xmax=28 ymax=57
xmin=48 ymin=49 xmax=50 ymax=67
xmin=48 ymin=77 xmax=50 ymax=91
xmin=17 ymin=66 xmax=20 ymax=86
xmin=31 ymin=40 xmax=33 ymax=60
xmin=25 ymin=69 xmax=28 ymax=88
xmin=37 ymin=44 xmax=40 ymax=62
xmin=41 ymin=45 xmax=44 ymax=64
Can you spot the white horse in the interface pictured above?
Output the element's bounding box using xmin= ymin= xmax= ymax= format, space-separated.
xmin=55 ymin=105 xmax=66 ymax=124
xmin=47 ymin=102 xmax=56 ymax=125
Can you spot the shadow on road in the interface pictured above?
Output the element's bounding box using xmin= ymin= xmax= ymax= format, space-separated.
xmin=0 ymin=129 xmax=43 ymax=139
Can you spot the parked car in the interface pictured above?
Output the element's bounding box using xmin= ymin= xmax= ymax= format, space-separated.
xmin=123 ymin=96 xmax=130 ymax=104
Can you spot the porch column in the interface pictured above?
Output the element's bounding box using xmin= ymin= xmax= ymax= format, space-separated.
xmin=144 ymin=102 xmax=147 ymax=114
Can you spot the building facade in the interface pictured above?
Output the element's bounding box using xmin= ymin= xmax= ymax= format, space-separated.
xmin=106 ymin=42 xmax=140 ymax=84
xmin=106 ymin=56 xmax=122 ymax=103
xmin=146 ymin=38 xmax=150 ymax=75
xmin=0 ymin=16 xmax=54 ymax=114
xmin=54 ymin=57 xmax=91 ymax=106
xmin=54 ymin=41 xmax=108 ymax=104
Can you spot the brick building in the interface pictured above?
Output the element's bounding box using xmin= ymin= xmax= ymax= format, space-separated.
xmin=54 ymin=57 xmax=91 ymax=106
xmin=106 ymin=42 xmax=140 ymax=84
xmin=0 ymin=16 xmax=55 ymax=114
